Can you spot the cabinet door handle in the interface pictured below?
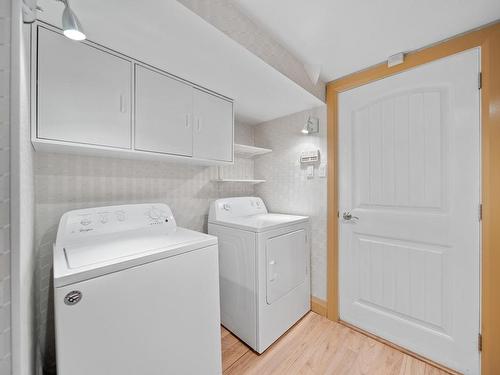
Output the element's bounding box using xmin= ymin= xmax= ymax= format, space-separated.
xmin=197 ymin=117 xmax=202 ymax=132
xmin=185 ymin=114 xmax=191 ymax=128
xmin=119 ymin=94 xmax=127 ymax=113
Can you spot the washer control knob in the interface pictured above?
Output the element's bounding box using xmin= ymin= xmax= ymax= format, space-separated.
xmin=223 ymin=203 xmax=231 ymax=211
xmin=99 ymin=214 xmax=108 ymax=224
xmin=148 ymin=207 xmax=162 ymax=220
xmin=80 ymin=216 xmax=92 ymax=226
xmin=115 ymin=210 xmax=126 ymax=222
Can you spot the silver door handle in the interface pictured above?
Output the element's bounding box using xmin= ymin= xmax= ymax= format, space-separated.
xmin=342 ymin=212 xmax=359 ymax=221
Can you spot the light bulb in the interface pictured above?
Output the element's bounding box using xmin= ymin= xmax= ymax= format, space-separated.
xmin=61 ymin=1 xmax=86 ymax=41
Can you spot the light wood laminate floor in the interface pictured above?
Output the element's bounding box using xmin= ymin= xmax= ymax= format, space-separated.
xmin=221 ymin=312 xmax=451 ymax=375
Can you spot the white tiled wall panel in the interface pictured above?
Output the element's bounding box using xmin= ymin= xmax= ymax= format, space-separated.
xmin=254 ymin=106 xmax=327 ymax=300
xmin=0 ymin=0 xmax=11 ymax=372
xmin=35 ymin=124 xmax=256 ymax=373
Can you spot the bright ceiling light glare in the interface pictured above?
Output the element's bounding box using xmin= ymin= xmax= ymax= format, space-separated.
xmin=61 ymin=0 xmax=86 ymax=41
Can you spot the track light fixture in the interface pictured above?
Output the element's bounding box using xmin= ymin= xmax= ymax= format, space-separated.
xmin=60 ymin=0 xmax=86 ymax=41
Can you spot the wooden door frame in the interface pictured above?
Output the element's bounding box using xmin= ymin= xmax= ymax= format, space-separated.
xmin=326 ymin=21 xmax=500 ymax=374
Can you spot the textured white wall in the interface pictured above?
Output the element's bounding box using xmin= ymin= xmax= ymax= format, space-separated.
xmin=254 ymin=106 xmax=328 ymax=300
xmin=0 ymin=0 xmax=11 ymax=372
xmin=177 ymin=0 xmax=326 ymax=102
xmin=34 ymin=124 xmax=256 ymax=373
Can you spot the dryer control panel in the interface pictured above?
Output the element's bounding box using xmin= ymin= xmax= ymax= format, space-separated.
xmin=56 ymin=203 xmax=177 ymax=246
xmin=209 ymin=197 xmax=268 ymax=222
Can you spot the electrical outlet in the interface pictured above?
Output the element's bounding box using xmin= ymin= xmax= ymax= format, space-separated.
xmin=307 ymin=165 xmax=314 ymax=179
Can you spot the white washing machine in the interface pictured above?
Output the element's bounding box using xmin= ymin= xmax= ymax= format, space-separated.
xmin=53 ymin=203 xmax=222 ymax=375
xmin=208 ymin=197 xmax=310 ymax=353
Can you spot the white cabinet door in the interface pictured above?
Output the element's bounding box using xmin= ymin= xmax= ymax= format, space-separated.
xmin=193 ymin=89 xmax=233 ymax=162
xmin=37 ymin=27 xmax=132 ymax=149
xmin=135 ymin=65 xmax=193 ymax=156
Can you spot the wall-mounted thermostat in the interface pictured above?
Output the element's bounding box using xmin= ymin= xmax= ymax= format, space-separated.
xmin=300 ymin=150 xmax=320 ymax=164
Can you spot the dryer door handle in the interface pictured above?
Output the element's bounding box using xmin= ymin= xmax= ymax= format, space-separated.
xmin=268 ymin=260 xmax=278 ymax=282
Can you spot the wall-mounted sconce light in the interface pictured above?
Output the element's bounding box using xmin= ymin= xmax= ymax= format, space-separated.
xmin=301 ymin=116 xmax=320 ymax=135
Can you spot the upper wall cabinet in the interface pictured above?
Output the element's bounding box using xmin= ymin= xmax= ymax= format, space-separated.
xmin=135 ymin=65 xmax=194 ymax=157
xmin=37 ymin=27 xmax=132 ymax=149
xmin=33 ymin=24 xmax=234 ymax=165
xmin=135 ymin=66 xmax=233 ymax=162
xmin=193 ymin=89 xmax=233 ymax=162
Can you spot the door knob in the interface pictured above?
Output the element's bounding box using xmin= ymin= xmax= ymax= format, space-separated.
xmin=342 ymin=211 xmax=359 ymax=222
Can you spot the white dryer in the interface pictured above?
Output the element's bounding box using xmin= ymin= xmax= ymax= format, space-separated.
xmin=208 ymin=197 xmax=310 ymax=353
xmin=53 ymin=203 xmax=222 ymax=375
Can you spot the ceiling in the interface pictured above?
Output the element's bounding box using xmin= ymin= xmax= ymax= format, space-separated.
xmin=235 ymin=0 xmax=500 ymax=81
xmin=36 ymin=0 xmax=323 ymax=124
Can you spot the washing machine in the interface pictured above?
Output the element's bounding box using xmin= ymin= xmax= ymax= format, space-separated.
xmin=208 ymin=197 xmax=310 ymax=353
xmin=53 ymin=203 xmax=222 ymax=375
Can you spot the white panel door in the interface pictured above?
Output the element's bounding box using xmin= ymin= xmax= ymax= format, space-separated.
xmin=37 ymin=27 xmax=132 ymax=149
xmin=193 ymin=89 xmax=233 ymax=162
xmin=339 ymin=49 xmax=480 ymax=374
xmin=135 ymin=65 xmax=193 ymax=156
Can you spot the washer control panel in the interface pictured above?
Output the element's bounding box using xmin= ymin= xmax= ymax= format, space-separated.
xmin=56 ymin=203 xmax=176 ymax=244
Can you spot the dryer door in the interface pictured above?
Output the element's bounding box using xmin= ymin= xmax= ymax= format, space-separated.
xmin=266 ymin=229 xmax=307 ymax=304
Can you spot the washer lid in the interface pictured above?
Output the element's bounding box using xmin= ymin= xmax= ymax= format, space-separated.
xmin=54 ymin=227 xmax=216 ymax=287
xmin=64 ymin=229 xmax=210 ymax=269
xmin=209 ymin=213 xmax=308 ymax=232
